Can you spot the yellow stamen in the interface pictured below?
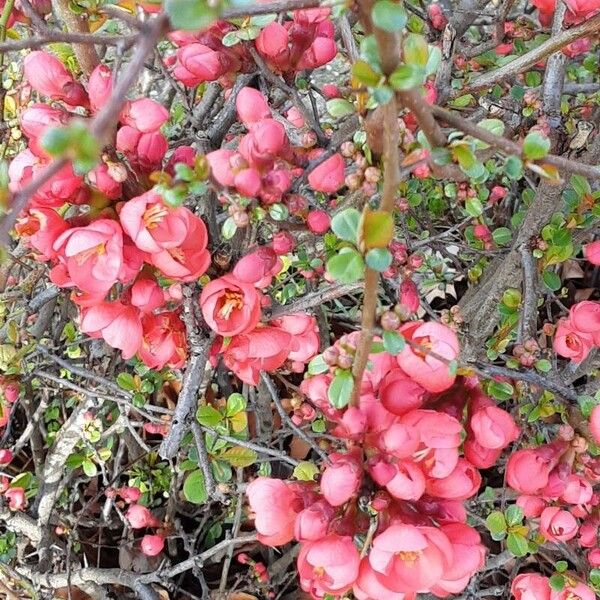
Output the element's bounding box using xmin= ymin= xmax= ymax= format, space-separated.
xmin=75 ymin=243 xmax=105 ymax=265
xmin=143 ymin=203 xmax=169 ymax=229
xmin=218 ymin=291 xmax=244 ymax=319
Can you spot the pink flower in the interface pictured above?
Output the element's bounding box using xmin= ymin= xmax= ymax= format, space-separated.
xmin=320 ymin=451 xmax=362 ymax=507
xmin=353 ymin=557 xmax=412 ymax=600
xmin=135 ymin=131 xmax=169 ymax=172
xmin=80 ymin=301 xmax=142 ymax=359
xmin=308 ymin=154 xmax=345 ymax=193
xmin=20 ymin=103 xmax=70 ymax=153
xmin=432 ymin=523 xmax=486 ymax=596
xmin=200 ymin=275 xmax=261 ymax=337
xmin=120 ymin=99 xmax=169 ymax=133
xmin=307 ymin=210 xmax=331 ymax=233
xmin=463 ymin=439 xmax=502 ymax=469
xmin=15 ymin=208 xmax=69 ymax=261
xmin=272 ymin=231 xmax=295 ymax=255
xmin=88 ymin=163 xmax=122 ymax=200
xmin=115 ymin=487 xmax=141 ymax=503
xmin=470 ymin=405 xmax=520 ymax=449
xmin=125 ymin=504 xmax=160 ymax=529
xmin=255 ymin=22 xmax=290 ymax=70
xmin=234 ymin=168 xmax=261 ymax=197
xmin=506 ymin=447 xmax=562 ymax=494
xmin=52 ymin=219 xmax=123 ymax=297
xmin=271 ymin=315 xmax=319 ymax=368
xmin=130 ymin=279 xmax=165 ymax=314
xmin=590 ymin=404 xmax=600 ymax=445
xmin=165 ymin=145 xmax=196 ymax=176
xmin=24 ymin=51 xmax=87 ymax=107
xmin=425 ymin=458 xmax=482 ymax=500
xmin=551 ymin=582 xmax=596 ymax=600
xmin=516 ymin=495 xmax=547 ymax=518
xmin=0 ymin=450 xmax=12 ymax=465
xmin=172 ymin=43 xmax=232 ymax=86
xmin=297 ymin=534 xmax=360 ymax=597
xmin=232 ymin=246 xmax=280 ymax=286
xmin=511 ymin=573 xmax=551 ymax=600
xmin=4 ymin=487 xmax=26 ymax=510
xmin=561 ymin=474 xmax=593 ymax=505
xmin=239 ymin=119 xmax=287 ymax=168
xmin=384 ymin=459 xmax=426 ymax=501
xmin=88 ymin=64 xmax=113 ymax=113
xmin=539 ymin=507 xmax=578 ymax=542
xmin=379 ymin=369 xmax=427 ymax=416
xmin=247 ymin=477 xmax=309 ymax=546
xmin=378 ymin=423 xmax=420 ymax=458
xmin=222 ymin=326 xmax=291 ymax=385
xmin=569 ymin=301 xmax=600 ymax=336
xmin=583 ymin=240 xmax=600 ymax=266
xmin=236 ymin=87 xmax=271 ymax=127
xmin=397 ymin=321 xmax=460 ymax=393
xmin=369 ymin=524 xmax=453 ymax=593
xmin=553 ymin=318 xmax=594 ymax=362
xmin=149 ymin=210 xmax=210 ymax=282
xmin=297 ymin=29 xmax=337 ymax=70
xmin=564 ymin=0 xmax=600 ymax=18
xmin=294 ymin=500 xmax=334 ymax=541
xmin=399 ymin=278 xmax=420 ymax=314
xmin=140 ymin=534 xmax=164 ymax=556
xmin=119 ymin=192 xmax=189 ymax=253
xmin=206 ymin=148 xmax=236 ymax=187
xmin=139 ymin=312 xmax=187 ymax=369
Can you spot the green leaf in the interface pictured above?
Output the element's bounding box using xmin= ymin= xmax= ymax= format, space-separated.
xmin=389 ymin=63 xmax=425 ymax=90
xmin=504 ymin=156 xmax=524 ymax=180
xmin=308 ymin=354 xmax=329 ymax=375
xmin=269 ymin=203 xmax=288 ymax=221
xmin=221 ymin=31 xmax=240 ymax=46
xmin=478 ymin=118 xmax=505 ymax=137
xmin=372 ymin=0 xmax=407 ymax=32
xmin=506 ymin=532 xmax=529 ymax=557
xmin=331 ymin=208 xmax=361 ymax=243
xmin=326 ymin=248 xmax=365 ymax=283
xmin=226 ymin=393 xmax=246 ymax=417
xmin=82 ymin=460 xmax=97 ymax=477
xmin=326 ymin=99 xmax=355 ymax=118
xmin=197 ymin=405 xmax=223 ymax=428
xmin=505 ymin=505 xmax=523 ymax=526
xmin=492 ymin=227 xmax=512 ymax=246
xmin=450 ymin=94 xmax=474 ymax=108
xmin=183 ymin=469 xmax=208 ymax=504
xmin=212 ymin=459 xmax=233 ymax=483
xmin=555 ymin=561 xmax=568 ymax=573
xmin=352 ymin=60 xmax=382 ymax=86
xmin=221 ymin=216 xmax=237 ymax=240
xmin=365 ymin=248 xmax=392 ymax=272
xmin=486 ymin=511 xmax=507 ymax=535
xmin=549 ymin=574 xmax=565 ymax=592
xmin=328 ymin=369 xmax=354 ymax=409
xmin=403 ymin=33 xmax=428 ymax=66
xmin=424 ymin=45 xmax=441 ymax=76
xmin=535 ymin=359 xmax=551 ymax=373
xmin=542 ymin=270 xmax=561 ymax=291
xmin=117 ymin=372 xmax=136 ymax=391
xmin=570 ymin=174 xmax=591 ymax=197
xmin=164 ymin=0 xmax=218 ymax=30
xmin=41 ymin=126 xmax=70 ymax=156
xmin=293 ymin=461 xmax=319 ymax=481
xmin=523 ymin=132 xmax=551 ymax=160
xmin=220 ymin=446 xmax=257 ymax=467
xmin=383 ymin=330 xmax=406 ymax=355
xmin=465 ymin=197 xmax=483 ymax=217
xmin=361 ymin=210 xmax=394 ymax=248
xmin=488 ymin=380 xmax=514 ymax=401
xmin=372 ymin=85 xmax=394 ymax=105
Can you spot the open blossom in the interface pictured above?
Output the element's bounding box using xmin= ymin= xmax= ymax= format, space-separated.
xmin=511 ymin=573 xmax=551 ymax=600
xmin=397 ymin=321 xmax=460 ymax=393
xmin=247 ymin=477 xmax=312 ymax=546
xmin=15 ymin=208 xmax=69 ymax=261
xmin=51 ymin=219 xmax=123 ymax=298
xmin=569 ymin=301 xmax=600 ymax=338
xmin=272 ymin=315 xmax=320 ymax=369
xmin=200 ymin=275 xmax=262 ymax=337
xmin=80 ymin=301 xmax=142 ymax=359
xmin=139 ymin=312 xmax=187 ymax=369
xmin=297 ymin=534 xmax=360 ymax=598
xmin=425 ymin=458 xmax=482 ymax=500
xmin=539 ymin=506 xmax=578 ymax=542
xmin=552 ymin=582 xmax=596 ymax=600
xmin=320 ymin=451 xmax=362 ymax=507
xmin=221 ymin=326 xmax=291 ymax=385
xmin=369 ymin=524 xmax=454 ymax=593
xmin=24 ymin=51 xmax=87 ymax=107
xmin=506 ymin=445 xmax=564 ymax=494
xmin=294 ymin=500 xmax=334 ymax=542
xmin=469 ymin=405 xmax=520 ymax=449
xmin=553 ymin=318 xmax=594 ymax=362
xmin=354 ymin=557 xmax=413 ymax=600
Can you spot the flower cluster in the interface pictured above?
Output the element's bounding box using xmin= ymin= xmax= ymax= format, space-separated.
xmin=246 ymin=322 xmax=525 ymax=599
xmin=512 ymin=572 xmax=595 ymax=600
xmin=553 ymin=301 xmax=600 ymax=363
xmin=201 ymin=246 xmax=319 ymax=384
xmin=530 ymin=0 xmax=600 ymax=26
xmin=206 ymin=86 xmax=345 ymax=209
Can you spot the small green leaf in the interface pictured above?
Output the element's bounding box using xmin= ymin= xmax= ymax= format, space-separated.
xmin=549 ymin=574 xmax=565 ymax=592
xmin=478 ymin=118 xmax=505 ymax=137
xmin=372 ymin=0 xmax=407 ymax=32
xmin=220 ymin=446 xmax=257 ymax=467
xmin=183 ymin=469 xmax=208 ymax=504
xmin=505 ymin=505 xmax=523 ymax=526
xmin=365 ymin=248 xmax=392 ymax=272
xmin=523 ymin=132 xmax=551 ymax=160
xmin=389 ymin=63 xmax=425 ymax=90
xmin=542 ymin=270 xmax=561 ymax=291
xmin=506 ymin=532 xmax=529 ymax=557
xmin=164 ymin=0 xmax=218 ymax=30
xmin=383 ymin=330 xmax=406 ymax=355
xmin=293 ymin=461 xmax=319 ymax=481
xmin=82 ymin=460 xmax=97 ymax=477
xmin=535 ymin=359 xmax=551 ymax=373
xmin=555 ymin=561 xmax=568 ymax=573
xmin=504 ymin=156 xmax=524 ymax=180
xmin=326 ymin=248 xmax=365 ymax=283
xmin=326 ymin=99 xmax=355 ymax=118
xmin=226 ymin=393 xmax=246 ymax=417
xmin=117 ymin=372 xmax=136 ymax=391
xmin=331 ymin=208 xmax=361 ymax=243
xmin=488 ymin=380 xmax=514 ymax=401
xmin=492 ymin=227 xmax=512 ymax=246
xmin=197 ymin=405 xmax=223 ymax=428
xmin=352 ymin=60 xmax=382 ymax=86
xmin=403 ymin=33 xmax=428 ymax=67
xmin=308 ymin=354 xmax=329 ymax=375
xmin=41 ymin=126 xmax=70 ymax=156
xmin=424 ymin=45 xmax=441 ymax=76
xmin=486 ymin=511 xmax=507 ymax=535
xmin=465 ymin=197 xmax=484 ymax=217
xmin=221 ymin=216 xmax=237 ymax=240
xmin=361 ymin=209 xmax=394 ymax=249
xmin=328 ymin=369 xmax=354 ymax=409
xmin=570 ymin=175 xmax=591 ymax=197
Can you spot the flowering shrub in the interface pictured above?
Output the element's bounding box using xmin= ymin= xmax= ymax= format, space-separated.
xmin=0 ymin=0 xmax=599 ymax=597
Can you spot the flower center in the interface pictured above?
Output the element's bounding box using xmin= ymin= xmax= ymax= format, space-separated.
xmin=396 ymin=551 xmax=420 ymax=564
xmin=143 ymin=203 xmax=168 ymax=229
xmin=75 ymin=243 xmax=105 ymax=265
xmin=218 ymin=291 xmax=244 ymax=319
xmin=313 ymin=566 xmax=325 ymax=578
xmin=168 ymin=247 xmax=185 ymax=263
